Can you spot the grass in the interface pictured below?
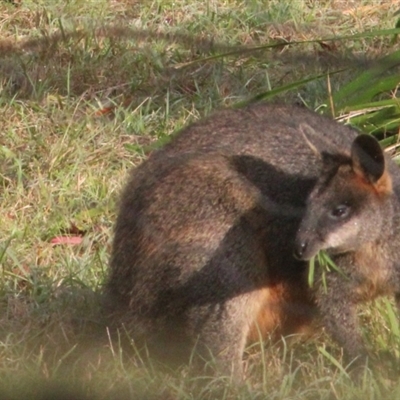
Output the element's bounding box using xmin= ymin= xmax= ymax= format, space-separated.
xmin=0 ymin=0 xmax=400 ymax=398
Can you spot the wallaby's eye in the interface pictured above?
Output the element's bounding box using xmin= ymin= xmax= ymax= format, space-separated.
xmin=329 ymin=204 xmax=350 ymax=220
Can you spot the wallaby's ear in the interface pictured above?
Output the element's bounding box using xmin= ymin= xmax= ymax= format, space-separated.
xmin=351 ymin=134 xmax=392 ymax=195
xmin=300 ymin=123 xmax=350 ymax=172
xmin=299 ymin=124 xmax=321 ymax=158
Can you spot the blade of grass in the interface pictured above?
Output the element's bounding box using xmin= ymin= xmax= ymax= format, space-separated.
xmin=332 ymin=50 xmax=400 ymax=108
xmin=318 ymin=347 xmax=349 ymax=378
xmin=383 ymin=298 xmax=400 ymax=339
xmin=234 ymin=69 xmax=348 ymax=108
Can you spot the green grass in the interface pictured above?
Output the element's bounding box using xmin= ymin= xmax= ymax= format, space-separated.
xmin=1 ymin=0 xmax=400 ymax=398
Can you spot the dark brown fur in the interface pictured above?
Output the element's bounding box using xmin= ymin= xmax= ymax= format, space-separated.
xmin=105 ymin=103 xmax=400 ymax=377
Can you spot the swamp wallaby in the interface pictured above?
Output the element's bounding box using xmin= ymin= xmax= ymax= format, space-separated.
xmin=105 ymin=102 xmax=400 ymax=377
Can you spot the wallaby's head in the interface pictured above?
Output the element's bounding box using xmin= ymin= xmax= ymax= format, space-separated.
xmin=294 ymin=134 xmax=393 ymax=261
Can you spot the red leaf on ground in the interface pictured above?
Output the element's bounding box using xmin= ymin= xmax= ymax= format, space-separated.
xmin=50 ymin=236 xmax=83 ymax=245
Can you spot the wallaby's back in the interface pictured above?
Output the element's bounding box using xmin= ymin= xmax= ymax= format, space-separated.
xmin=156 ymin=103 xmax=357 ymax=169
xmin=105 ymin=103 xmax=368 ymax=377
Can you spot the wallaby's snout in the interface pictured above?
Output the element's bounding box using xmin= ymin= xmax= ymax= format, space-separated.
xmin=293 ymin=240 xmax=306 ymax=260
xmin=294 ymin=223 xmax=323 ymax=261
xmin=293 ymin=237 xmax=313 ymax=261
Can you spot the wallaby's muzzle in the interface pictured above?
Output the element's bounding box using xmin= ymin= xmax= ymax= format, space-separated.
xmin=293 ymin=229 xmax=322 ymax=261
xmin=293 ymin=240 xmax=318 ymax=261
xmin=293 ymin=240 xmax=308 ymax=260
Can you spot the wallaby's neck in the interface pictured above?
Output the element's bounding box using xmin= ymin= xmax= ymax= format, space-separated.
xmin=364 ymin=195 xmax=400 ymax=268
xmin=387 ymin=195 xmax=400 ymax=245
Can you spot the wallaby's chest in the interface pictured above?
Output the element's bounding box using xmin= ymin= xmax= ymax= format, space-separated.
xmin=348 ymin=245 xmax=395 ymax=301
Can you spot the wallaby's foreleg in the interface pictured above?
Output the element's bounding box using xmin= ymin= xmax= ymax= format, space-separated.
xmin=316 ymin=273 xmax=368 ymax=368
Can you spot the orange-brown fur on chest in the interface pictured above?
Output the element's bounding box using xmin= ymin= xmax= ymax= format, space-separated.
xmin=353 ymin=243 xmax=393 ymax=300
xmin=247 ymin=282 xmax=316 ymax=344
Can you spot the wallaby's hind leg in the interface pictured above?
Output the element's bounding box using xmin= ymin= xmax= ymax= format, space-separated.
xmin=186 ymin=292 xmax=261 ymax=379
xmin=154 ymin=218 xmax=270 ymax=377
xmin=165 ymin=247 xmax=267 ymax=377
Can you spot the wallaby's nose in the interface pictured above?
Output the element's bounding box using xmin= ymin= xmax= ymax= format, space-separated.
xmin=293 ymin=241 xmax=308 ymax=260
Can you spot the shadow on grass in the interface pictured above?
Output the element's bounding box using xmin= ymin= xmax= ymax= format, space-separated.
xmin=0 ymin=23 xmax=384 ymax=109
xmin=0 ymin=279 xmax=160 ymax=399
